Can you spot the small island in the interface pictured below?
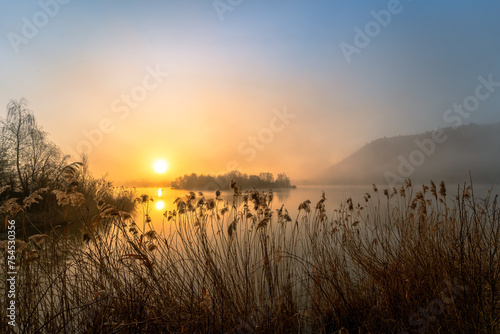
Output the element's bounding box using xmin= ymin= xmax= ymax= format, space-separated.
xmin=170 ymin=170 xmax=296 ymax=190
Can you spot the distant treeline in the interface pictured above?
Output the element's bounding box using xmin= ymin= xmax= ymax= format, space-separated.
xmin=170 ymin=171 xmax=295 ymax=190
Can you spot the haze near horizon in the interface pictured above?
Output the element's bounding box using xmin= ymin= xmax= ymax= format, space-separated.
xmin=1 ymin=1 xmax=499 ymax=185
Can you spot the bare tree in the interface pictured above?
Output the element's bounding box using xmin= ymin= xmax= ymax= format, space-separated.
xmin=259 ymin=172 xmax=274 ymax=183
xmin=1 ymin=98 xmax=68 ymax=195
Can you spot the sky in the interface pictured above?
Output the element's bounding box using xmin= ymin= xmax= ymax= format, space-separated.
xmin=1 ymin=0 xmax=499 ymax=185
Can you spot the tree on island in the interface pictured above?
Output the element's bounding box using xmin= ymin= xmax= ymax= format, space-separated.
xmin=170 ymin=170 xmax=295 ymax=190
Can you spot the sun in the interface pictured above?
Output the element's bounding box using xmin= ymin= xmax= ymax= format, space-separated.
xmin=153 ymin=160 xmax=168 ymax=174
xmin=155 ymin=200 xmax=165 ymax=210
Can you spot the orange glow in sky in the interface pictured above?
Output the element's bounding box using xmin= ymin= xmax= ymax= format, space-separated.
xmin=3 ymin=2 xmax=499 ymax=186
xmin=153 ymin=160 xmax=168 ymax=174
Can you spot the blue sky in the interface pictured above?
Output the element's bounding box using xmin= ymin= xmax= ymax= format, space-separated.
xmin=1 ymin=0 xmax=499 ymax=183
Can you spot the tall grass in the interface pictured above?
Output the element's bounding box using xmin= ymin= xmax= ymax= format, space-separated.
xmin=1 ymin=172 xmax=499 ymax=333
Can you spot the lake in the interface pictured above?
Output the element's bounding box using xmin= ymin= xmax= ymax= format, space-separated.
xmin=132 ymin=185 xmax=367 ymax=230
xmin=131 ymin=183 xmax=498 ymax=233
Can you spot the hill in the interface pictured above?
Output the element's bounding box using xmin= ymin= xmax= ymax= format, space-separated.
xmin=323 ymin=122 xmax=500 ymax=186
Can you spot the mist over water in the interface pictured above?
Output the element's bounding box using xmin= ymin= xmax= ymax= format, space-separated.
xmin=134 ymin=183 xmax=498 ymax=233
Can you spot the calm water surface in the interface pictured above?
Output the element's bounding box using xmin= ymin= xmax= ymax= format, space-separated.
xmin=133 ymin=185 xmax=371 ymax=231
xmin=130 ymin=183 xmax=497 ymax=233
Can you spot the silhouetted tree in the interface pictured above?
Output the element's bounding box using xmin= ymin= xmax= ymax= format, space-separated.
xmin=259 ymin=172 xmax=274 ymax=183
xmin=276 ymin=173 xmax=291 ymax=187
xmin=0 ymin=98 xmax=68 ymax=195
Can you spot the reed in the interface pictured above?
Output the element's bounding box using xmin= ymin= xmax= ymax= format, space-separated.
xmin=0 ymin=171 xmax=499 ymax=333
